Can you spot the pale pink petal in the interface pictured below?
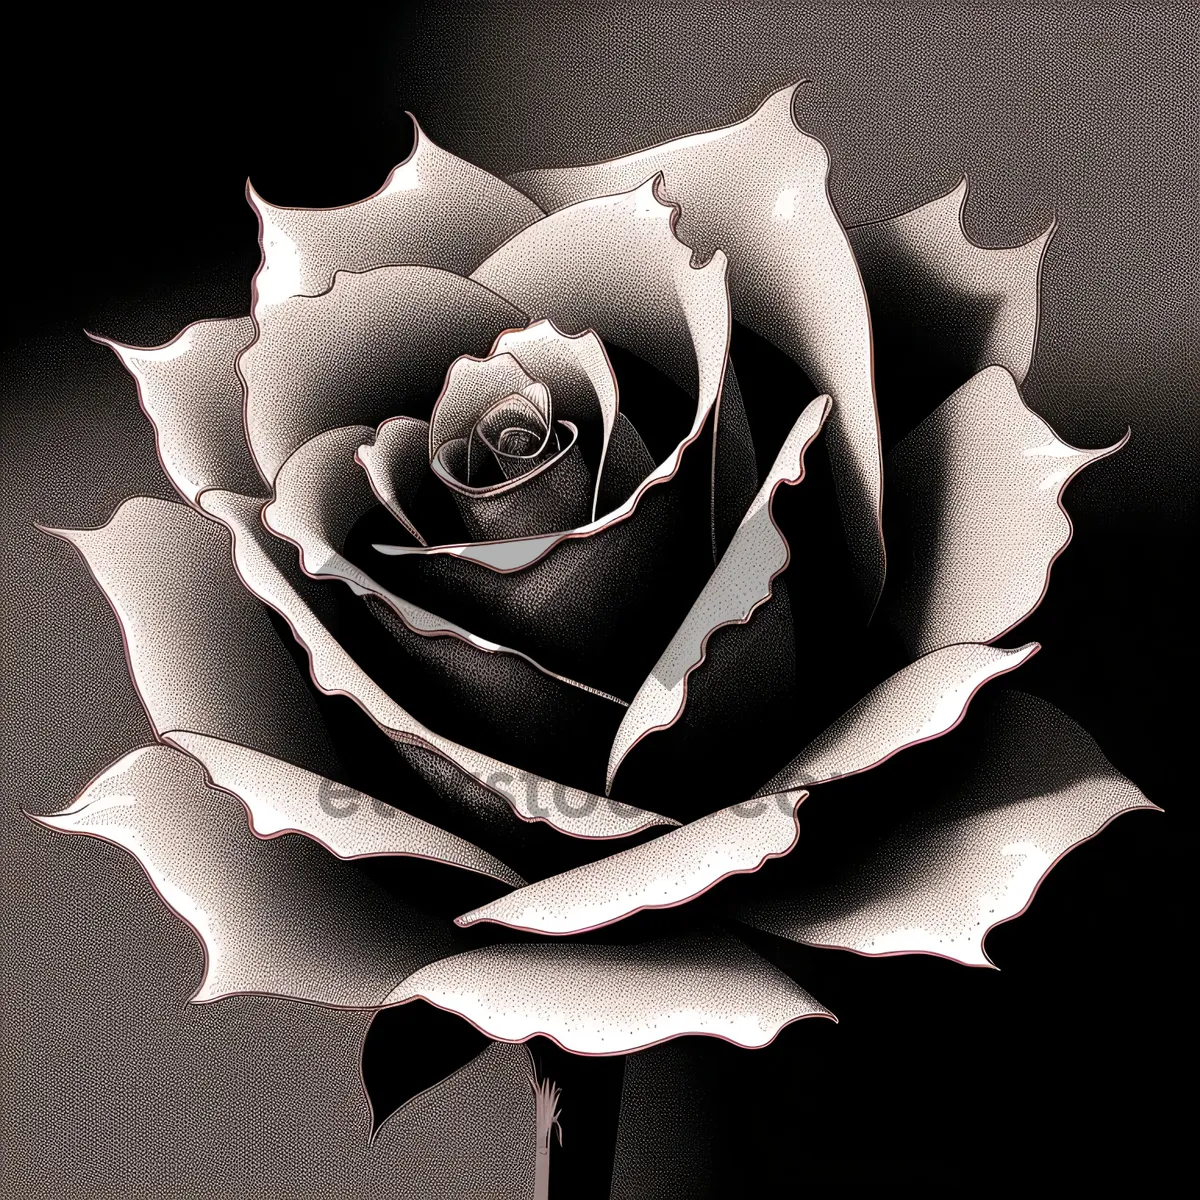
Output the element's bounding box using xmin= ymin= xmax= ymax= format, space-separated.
xmin=29 ymin=745 xmax=460 ymax=1005
xmin=888 ymin=366 xmax=1128 ymax=656
xmin=249 ymin=116 xmax=542 ymax=320
xmin=456 ymin=791 xmax=806 ymax=937
xmin=89 ymin=318 xmax=265 ymax=505
xmin=355 ymin=414 xmax=430 ymax=543
xmin=756 ymin=641 xmax=1039 ymax=795
xmin=512 ymin=82 xmax=883 ymax=606
xmin=847 ymin=178 xmax=1053 ymax=387
xmin=739 ymin=692 xmax=1159 ymax=966
xmin=163 ymin=730 xmax=524 ymax=886
xmin=607 ymin=396 xmax=830 ymax=791
xmin=387 ymin=934 xmax=833 ymax=1054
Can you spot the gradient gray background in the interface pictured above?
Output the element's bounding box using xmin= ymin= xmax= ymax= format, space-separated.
xmin=3 ymin=3 xmax=1192 ymax=1195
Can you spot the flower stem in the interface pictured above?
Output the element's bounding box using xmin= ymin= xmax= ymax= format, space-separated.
xmin=530 ymin=1067 xmax=562 ymax=1200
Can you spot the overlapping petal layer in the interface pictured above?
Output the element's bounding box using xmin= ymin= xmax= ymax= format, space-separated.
xmin=387 ymin=934 xmax=833 ymax=1054
xmin=756 ymin=641 xmax=1039 ymax=795
xmin=847 ymin=179 xmax=1053 ymax=402
xmin=241 ymin=265 xmax=525 ymax=481
xmin=887 ymin=366 xmax=1128 ymax=656
xmin=249 ymin=116 xmax=543 ymax=319
xmin=164 ymin=730 xmax=524 ymax=886
xmin=513 ymin=82 xmax=884 ymax=605
xmin=738 ymin=693 xmax=1157 ymax=966
xmin=456 ymin=790 xmax=806 ymax=936
xmin=201 ymin=490 xmax=677 ymax=839
xmin=41 ymin=498 xmax=337 ymax=774
xmin=491 ymin=321 xmax=622 ymax=519
xmin=607 ymin=395 xmax=830 ymax=790
xmin=355 ymin=414 xmax=431 ymax=542
xmin=90 ymin=319 xmax=265 ymax=504
xmin=30 ymin=746 xmax=460 ymax=1004
xmin=377 ymin=178 xmax=730 ymax=571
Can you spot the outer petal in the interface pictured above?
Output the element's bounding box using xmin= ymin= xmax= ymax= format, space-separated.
xmin=738 ymin=692 xmax=1159 ymax=966
xmin=512 ymin=82 xmax=884 ymax=606
xmin=887 ymin=366 xmax=1128 ymax=656
xmin=847 ymin=178 xmax=1053 ymax=392
xmin=199 ymin=489 xmax=677 ymax=840
xmin=163 ymin=730 xmax=524 ymax=886
xmin=756 ymin=641 xmax=1039 ymax=795
xmin=89 ymin=318 xmax=266 ymax=504
xmin=386 ymin=933 xmax=833 ymax=1054
xmin=249 ymin=115 xmax=543 ymax=320
xmin=40 ymin=498 xmax=336 ymax=774
xmin=29 ymin=745 xmax=460 ymax=1004
xmin=376 ymin=178 xmax=730 ymax=572
xmin=607 ymin=396 xmax=829 ymax=791
xmin=240 ymin=265 xmax=525 ymax=481
xmin=368 ymin=1041 xmax=537 ymax=1198
xmin=456 ymin=790 xmax=806 ymax=937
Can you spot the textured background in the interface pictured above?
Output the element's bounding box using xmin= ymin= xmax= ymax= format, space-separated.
xmin=2 ymin=3 xmax=1193 ymax=1195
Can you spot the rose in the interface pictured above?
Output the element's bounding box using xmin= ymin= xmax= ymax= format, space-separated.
xmin=34 ymin=83 xmax=1154 ymax=1185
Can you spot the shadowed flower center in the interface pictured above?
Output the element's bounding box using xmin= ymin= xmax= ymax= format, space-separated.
xmin=428 ymin=342 xmax=596 ymax=541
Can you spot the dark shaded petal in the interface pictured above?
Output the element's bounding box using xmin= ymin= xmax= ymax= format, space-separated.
xmin=248 ymin=115 xmax=542 ymax=320
xmin=428 ymin=350 xmax=546 ymax=457
xmin=372 ymin=409 xmax=719 ymax=700
xmin=512 ymin=82 xmax=884 ymax=607
xmin=756 ymin=641 xmax=1039 ymax=795
xmin=492 ymin=320 xmax=621 ymax=519
xmin=386 ymin=933 xmax=833 ymax=1054
xmin=89 ymin=318 xmax=266 ymax=504
xmin=29 ymin=745 xmax=461 ymax=1004
xmin=241 ymin=265 xmax=526 ymax=481
xmin=456 ymin=791 xmax=805 ymax=937
xmin=847 ymin=179 xmax=1053 ymax=441
xmin=886 ymin=365 xmax=1129 ymax=657
xmin=432 ymin=420 xmax=593 ymax=542
xmin=366 ymin=1039 xmax=538 ymax=1197
xmin=164 ymin=730 xmax=523 ymax=886
xmin=597 ymin=412 xmax=656 ymax=516
xmin=200 ymin=489 xmax=677 ymax=840
xmin=737 ymin=692 xmax=1158 ymax=966
xmin=355 ymin=414 xmax=431 ymax=544
xmin=607 ymin=397 xmax=829 ymax=791
xmin=263 ymin=424 xmax=630 ymax=774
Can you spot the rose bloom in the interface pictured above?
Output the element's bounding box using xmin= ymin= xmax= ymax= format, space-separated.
xmin=34 ymin=84 xmax=1154 ymax=1194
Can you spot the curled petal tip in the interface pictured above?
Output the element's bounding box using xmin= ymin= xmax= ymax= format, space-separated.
xmin=1105 ymin=425 xmax=1134 ymax=456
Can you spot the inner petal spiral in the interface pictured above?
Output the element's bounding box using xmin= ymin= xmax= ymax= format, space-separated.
xmin=427 ymin=339 xmax=608 ymax=542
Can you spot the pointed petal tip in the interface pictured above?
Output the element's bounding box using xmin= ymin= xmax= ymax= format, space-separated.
xmin=23 ymin=809 xmax=62 ymax=831
xmin=34 ymin=521 xmax=80 ymax=544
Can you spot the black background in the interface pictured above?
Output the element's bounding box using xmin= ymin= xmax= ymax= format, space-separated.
xmin=2 ymin=3 xmax=1193 ymax=1196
